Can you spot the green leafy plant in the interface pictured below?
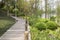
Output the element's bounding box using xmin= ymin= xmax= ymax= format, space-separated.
xmin=29 ymin=17 xmax=58 ymax=30
xmin=46 ymin=21 xmax=58 ymax=30
xmin=50 ymin=16 xmax=56 ymax=21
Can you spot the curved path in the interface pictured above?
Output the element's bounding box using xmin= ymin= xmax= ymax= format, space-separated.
xmin=0 ymin=16 xmax=25 ymax=40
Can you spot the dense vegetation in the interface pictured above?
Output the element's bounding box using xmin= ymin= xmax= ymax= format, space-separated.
xmin=30 ymin=27 xmax=60 ymax=40
xmin=29 ymin=16 xmax=60 ymax=40
xmin=0 ymin=0 xmax=60 ymax=40
xmin=29 ymin=17 xmax=59 ymax=30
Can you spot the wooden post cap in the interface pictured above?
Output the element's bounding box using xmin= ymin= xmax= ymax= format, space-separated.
xmin=24 ymin=31 xmax=29 ymax=40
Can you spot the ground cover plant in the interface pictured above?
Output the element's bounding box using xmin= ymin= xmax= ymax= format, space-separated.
xmin=29 ymin=17 xmax=60 ymax=40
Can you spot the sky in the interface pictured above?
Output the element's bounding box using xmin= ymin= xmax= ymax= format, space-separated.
xmin=39 ymin=0 xmax=57 ymax=10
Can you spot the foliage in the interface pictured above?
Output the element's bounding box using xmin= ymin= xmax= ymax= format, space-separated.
xmin=29 ymin=17 xmax=58 ymax=30
xmin=0 ymin=2 xmax=4 ymax=8
xmin=2 ymin=5 xmax=7 ymax=11
xmin=13 ymin=8 xmax=19 ymax=13
xmin=50 ymin=16 xmax=56 ymax=21
xmin=30 ymin=27 xmax=40 ymax=40
xmin=35 ymin=22 xmax=48 ymax=30
xmin=17 ymin=12 xmax=25 ymax=17
xmin=46 ymin=21 xmax=58 ymax=30
xmin=9 ymin=6 xmax=14 ymax=13
xmin=30 ymin=27 xmax=60 ymax=40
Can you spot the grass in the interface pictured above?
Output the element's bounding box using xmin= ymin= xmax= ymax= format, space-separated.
xmin=0 ymin=16 xmax=15 ymax=37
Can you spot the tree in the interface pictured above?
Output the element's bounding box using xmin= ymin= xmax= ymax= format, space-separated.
xmin=1 ymin=0 xmax=14 ymax=16
xmin=34 ymin=0 xmax=39 ymax=17
xmin=45 ymin=0 xmax=48 ymax=18
xmin=56 ymin=0 xmax=60 ymax=24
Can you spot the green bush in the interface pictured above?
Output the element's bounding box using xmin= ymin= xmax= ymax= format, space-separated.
xmin=29 ymin=17 xmax=58 ymax=30
xmin=50 ymin=16 xmax=56 ymax=21
xmin=17 ymin=12 xmax=25 ymax=17
xmin=29 ymin=16 xmax=37 ymax=26
xmin=30 ymin=27 xmax=40 ymax=40
xmin=30 ymin=27 xmax=60 ymax=40
xmin=46 ymin=21 xmax=58 ymax=30
xmin=35 ymin=22 xmax=48 ymax=30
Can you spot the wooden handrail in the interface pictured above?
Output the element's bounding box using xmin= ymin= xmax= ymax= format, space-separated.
xmin=24 ymin=20 xmax=31 ymax=40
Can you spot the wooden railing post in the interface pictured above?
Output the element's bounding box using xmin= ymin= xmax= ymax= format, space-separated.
xmin=24 ymin=17 xmax=28 ymax=40
xmin=24 ymin=31 xmax=28 ymax=40
xmin=24 ymin=18 xmax=31 ymax=40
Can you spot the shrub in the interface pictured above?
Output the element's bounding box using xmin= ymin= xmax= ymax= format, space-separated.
xmin=30 ymin=27 xmax=40 ymax=40
xmin=46 ymin=21 xmax=58 ymax=30
xmin=29 ymin=17 xmax=37 ymax=26
xmin=17 ymin=12 xmax=25 ymax=17
xmin=29 ymin=17 xmax=58 ymax=30
xmin=50 ymin=16 xmax=56 ymax=21
xmin=30 ymin=27 xmax=60 ymax=40
xmin=35 ymin=22 xmax=48 ymax=30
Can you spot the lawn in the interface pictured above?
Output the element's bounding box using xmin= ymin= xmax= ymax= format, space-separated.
xmin=0 ymin=16 xmax=15 ymax=36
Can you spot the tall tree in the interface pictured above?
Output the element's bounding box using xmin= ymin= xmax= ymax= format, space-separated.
xmin=56 ymin=0 xmax=60 ymax=24
xmin=2 ymin=0 xmax=15 ymax=16
xmin=34 ymin=0 xmax=39 ymax=17
xmin=45 ymin=0 xmax=48 ymax=18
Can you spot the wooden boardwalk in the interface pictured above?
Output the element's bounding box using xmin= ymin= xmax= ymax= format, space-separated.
xmin=0 ymin=17 xmax=25 ymax=40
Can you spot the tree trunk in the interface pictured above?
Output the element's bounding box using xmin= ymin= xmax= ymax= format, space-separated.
xmin=45 ymin=0 xmax=48 ymax=18
xmin=56 ymin=0 xmax=60 ymax=24
xmin=7 ymin=10 xmax=9 ymax=16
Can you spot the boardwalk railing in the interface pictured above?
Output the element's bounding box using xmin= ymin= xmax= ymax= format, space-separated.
xmin=24 ymin=20 xmax=31 ymax=40
xmin=27 ymin=25 xmax=31 ymax=40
